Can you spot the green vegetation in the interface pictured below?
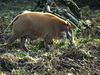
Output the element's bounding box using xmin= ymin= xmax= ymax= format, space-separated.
xmin=0 ymin=0 xmax=100 ymax=75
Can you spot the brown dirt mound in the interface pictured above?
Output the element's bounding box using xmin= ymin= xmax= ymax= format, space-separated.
xmin=0 ymin=53 xmax=18 ymax=72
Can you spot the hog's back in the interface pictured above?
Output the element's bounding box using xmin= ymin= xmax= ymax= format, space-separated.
xmin=13 ymin=12 xmax=65 ymax=38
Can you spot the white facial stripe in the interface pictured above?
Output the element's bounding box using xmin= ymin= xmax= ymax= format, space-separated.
xmin=68 ymin=30 xmax=75 ymax=44
xmin=68 ymin=31 xmax=72 ymax=37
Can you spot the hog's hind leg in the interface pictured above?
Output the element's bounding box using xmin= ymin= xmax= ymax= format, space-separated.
xmin=7 ymin=34 xmax=19 ymax=50
xmin=20 ymin=36 xmax=29 ymax=52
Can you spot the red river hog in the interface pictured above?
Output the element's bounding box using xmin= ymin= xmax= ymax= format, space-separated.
xmin=5 ymin=11 xmax=75 ymax=52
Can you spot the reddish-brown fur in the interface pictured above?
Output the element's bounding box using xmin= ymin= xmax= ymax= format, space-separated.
xmin=6 ymin=11 xmax=74 ymax=51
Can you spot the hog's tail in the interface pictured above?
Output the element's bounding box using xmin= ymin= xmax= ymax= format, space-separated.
xmin=3 ymin=14 xmax=20 ymax=35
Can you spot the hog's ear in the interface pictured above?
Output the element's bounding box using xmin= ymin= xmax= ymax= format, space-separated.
xmin=65 ymin=21 xmax=72 ymax=30
xmin=67 ymin=22 xmax=72 ymax=29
